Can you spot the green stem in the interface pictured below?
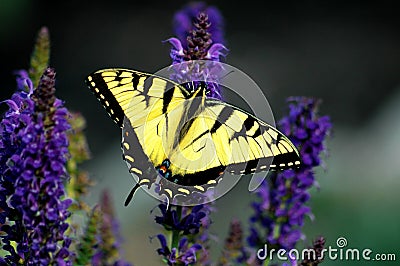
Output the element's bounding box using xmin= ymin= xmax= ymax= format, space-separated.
xmin=171 ymin=206 xmax=182 ymax=249
xmin=263 ymin=257 xmax=270 ymax=266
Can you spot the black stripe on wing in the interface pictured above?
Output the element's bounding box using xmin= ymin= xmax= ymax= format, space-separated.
xmin=168 ymin=165 xmax=226 ymax=186
xmin=269 ymin=133 xmax=301 ymax=169
xmin=86 ymin=73 xmax=126 ymax=127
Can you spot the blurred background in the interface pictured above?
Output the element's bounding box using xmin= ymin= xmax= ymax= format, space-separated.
xmin=1 ymin=0 xmax=399 ymax=265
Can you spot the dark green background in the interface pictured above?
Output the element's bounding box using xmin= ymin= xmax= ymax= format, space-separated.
xmin=1 ymin=1 xmax=399 ymax=265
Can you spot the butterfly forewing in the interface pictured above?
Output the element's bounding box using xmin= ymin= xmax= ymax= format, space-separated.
xmin=159 ymin=99 xmax=301 ymax=181
xmin=86 ymin=69 xmax=189 ymax=128
xmin=205 ymin=101 xmax=301 ymax=171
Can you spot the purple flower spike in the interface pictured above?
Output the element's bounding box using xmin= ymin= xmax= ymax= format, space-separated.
xmin=170 ymin=9 xmax=225 ymax=63
xmin=248 ymin=97 xmax=332 ymax=260
xmin=0 ymin=68 xmax=72 ymax=265
xmin=166 ymin=2 xmax=227 ymax=100
xmin=173 ymin=2 xmax=225 ymax=49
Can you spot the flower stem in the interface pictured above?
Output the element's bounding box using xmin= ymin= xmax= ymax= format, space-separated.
xmin=171 ymin=206 xmax=182 ymax=249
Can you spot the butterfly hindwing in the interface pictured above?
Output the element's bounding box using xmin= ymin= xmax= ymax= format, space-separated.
xmin=121 ymin=118 xmax=157 ymax=189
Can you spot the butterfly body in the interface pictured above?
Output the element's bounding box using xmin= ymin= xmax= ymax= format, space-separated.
xmin=86 ymin=68 xmax=301 ymax=204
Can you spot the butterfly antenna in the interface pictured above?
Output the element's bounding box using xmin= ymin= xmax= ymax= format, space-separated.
xmin=124 ymin=183 xmax=142 ymax=207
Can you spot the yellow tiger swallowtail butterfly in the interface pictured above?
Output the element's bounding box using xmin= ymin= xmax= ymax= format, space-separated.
xmin=85 ymin=68 xmax=301 ymax=206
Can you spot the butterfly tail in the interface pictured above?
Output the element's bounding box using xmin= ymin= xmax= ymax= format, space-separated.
xmin=124 ymin=183 xmax=142 ymax=206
